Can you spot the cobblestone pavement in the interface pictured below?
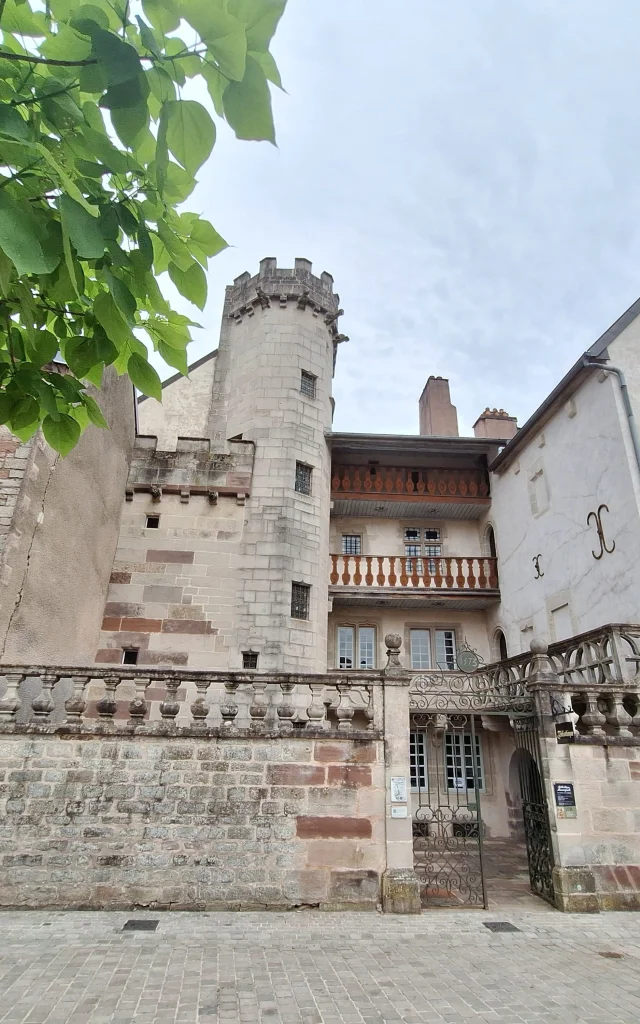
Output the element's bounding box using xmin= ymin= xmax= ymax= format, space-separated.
xmin=1 ymin=909 xmax=640 ymax=1024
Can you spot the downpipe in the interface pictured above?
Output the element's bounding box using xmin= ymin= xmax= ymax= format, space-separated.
xmin=583 ymin=357 xmax=640 ymax=478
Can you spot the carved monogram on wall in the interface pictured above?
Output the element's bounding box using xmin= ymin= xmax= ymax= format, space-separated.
xmin=532 ymin=553 xmax=544 ymax=579
xmin=587 ymin=503 xmax=615 ymax=560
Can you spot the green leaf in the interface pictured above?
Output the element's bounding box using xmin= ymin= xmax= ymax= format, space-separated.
xmin=27 ymin=330 xmax=59 ymax=368
xmin=229 ymin=0 xmax=286 ymax=51
xmin=63 ymin=335 xmax=100 ymax=378
xmin=141 ymin=0 xmax=179 ymax=34
xmin=162 ymin=160 xmax=197 ymax=203
xmin=248 ymin=48 xmax=282 ymax=89
xmin=189 ymin=219 xmax=228 ymax=257
xmin=2 ymin=0 xmax=47 ymax=35
xmin=0 ymin=393 xmax=18 ymax=425
xmin=91 ymin=28 xmax=142 ymax=86
xmin=0 ymin=104 xmax=30 ymax=141
xmin=146 ymin=66 xmax=176 ymax=105
xmin=136 ymin=15 xmax=162 ymax=57
xmin=41 ymin=24 xmax=93 ymax=61
xmin=158 ymin=338 xmax=187 ymax=375
xmin=168 ymin=260 xmax=207 ymax=310
xmin=59 ymin=195 xmax=105 ymax=259
xmin=128 ymin=352 xmax=162 ymax=400
xmin=12 ymin=396 xmax=40 ymax=430
xmin=200 ymin=61 xmax=226 ymax=117
xmin=101 ymin=74 xmax=148 ymax=110
xmin=181 ymin=0 xmax=246 ymax=81
xmin=0 ymin=192 xmax=61 ymax=276
xmin=164 ymin=99 xmax=215 ymax=176
xmin=93 ymin=290 xmax=134 ymax=347
xmin=108 ymin=272 xmax=137 ymax=324
xmin=82 ymin=393 xmax=108 ymax=427
xmin=155 ymin=100 xmax=170 ymax=194
xmin=70 ymin=4 xmax=112 ymax=33
xmin=222 ymin=55 xmax=275 ymax=143
xmin=111 ymin=98 xmax=149 ymax=150
xmin=42 ymin=413 xmax=81 ymax=455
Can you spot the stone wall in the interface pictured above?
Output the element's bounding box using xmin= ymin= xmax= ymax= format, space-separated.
xmin=137 ymin=353 xmax=217 ymax=451
xmin=0 ymin=429 xmax=31 ymax=557
xmin=0 ymin=729 xmax=385 ymax=911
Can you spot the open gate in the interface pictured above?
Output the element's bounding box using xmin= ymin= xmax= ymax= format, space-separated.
xmin=410 ymin=660 xmax=555 ymax=908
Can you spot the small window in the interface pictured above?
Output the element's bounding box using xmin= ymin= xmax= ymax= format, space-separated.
xmin=337 ymin=625 xmax=376 ymax=669
xmin=425 ymin=528 xmax=440 ymax=542
xmin=435 ymin=629 xmax=456 ymax=671
xmin=410 ymin=732 xmax=427 ymax=790
xmin=291 ymin=582 xmax=310 ymax=620
xmin=295 ymin=462 xmax=313 ymax=495
xmin=242 ymin=651 xmax=258 ymax=669
xmin=445 ymin=733 xmax=483 ymax=791
xmin=404 ymin=527 xmax=420 ymax=542
xmin=146 ymin=514 xmax=160 ymax=529
xmin=122 ymin=648 xmax=139 ymax=665
xmin=342 ymin=534 xmax=361 ymax=555
xmin=300 ymin=370 xmax=317 ymax=398
xmin=410 ymin=629 xmax=431 ymax=670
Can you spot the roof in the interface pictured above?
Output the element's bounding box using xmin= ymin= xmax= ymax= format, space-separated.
xmin=137 ymin=349 xmax=217 ymax=404
xmin=491 ymin=294 xmax=640 ymax=473
xmin=328 ymin=431 xmax=507 ymax=461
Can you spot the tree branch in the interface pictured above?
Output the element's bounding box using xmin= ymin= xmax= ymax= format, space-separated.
xmin=11 ymin=82 xmax=80 ymax=106
xmin=0 ymin=50 xmax=97 ymax=67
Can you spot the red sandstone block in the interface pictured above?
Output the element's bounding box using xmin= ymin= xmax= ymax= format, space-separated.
xmin=327 ymin=765 xmax=372 ymax=788
xmin=314 ymin=742 xmax=376 ymax=764
xmin=627 ymin=865 xmax=640 ymax=889
xmin=0 ymin=470 xmax=9 ymax=479
xmin=160 ymin=619 xmax=216 ymax=634
xmin=120 ymin=617 xmax=162 ymax=632
xmin=110 ymin=571 xmax=131 ymax=584
xmin=95 ymin=649 xmax=122 ymax=663
xmin=146 ymin=549 xmax=195 ymax=564
xmin=267 ymin=765 xmax=325 ymax=786
xmin=296 ymin=816 xmax=372 ymax=839
xmin=101 ymin=617 xmax=121 ymax=631
xmin=630 ymin=761 xmax=640 ymax=780
xmin=613 ymin=866 xmax=632 ymax=889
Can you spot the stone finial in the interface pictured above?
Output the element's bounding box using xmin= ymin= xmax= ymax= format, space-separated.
xmin=530 ymin=638 xmax=548 ymax=655
xmin=528 ymin=637 xmax=559 ymax=688
xmin=385 ymin=633 xmax=402 ymax=651
xmin=384 ymin=633 xmax=406 ymax=677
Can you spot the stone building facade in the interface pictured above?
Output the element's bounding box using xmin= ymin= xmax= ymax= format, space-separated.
xmin=0 ymin=260 xmax=638 ymax=914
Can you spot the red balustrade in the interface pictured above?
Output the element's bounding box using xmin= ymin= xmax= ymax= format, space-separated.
xmin=331 ymin=466 xmax=489 ymax=499
xmin=330 ymin=555 xmax=498 ymax=590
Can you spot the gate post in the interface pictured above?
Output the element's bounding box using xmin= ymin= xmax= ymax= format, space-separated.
xmin=381 ymin=633 xmax=421 ymax=914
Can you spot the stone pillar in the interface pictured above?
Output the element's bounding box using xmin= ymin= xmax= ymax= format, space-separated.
xmin=380 ymin=633 xmax=421 ymax=914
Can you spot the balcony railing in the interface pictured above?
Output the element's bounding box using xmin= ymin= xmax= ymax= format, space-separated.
xmin=330 ymin=554 xmax=498 ymax=590
xmin=331 ymin=466 xmax=489 ymax=499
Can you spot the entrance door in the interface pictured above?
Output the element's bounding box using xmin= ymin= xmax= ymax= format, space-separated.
xmin=411 ymin=713 xmax=487 ymax=908
xmin=513 ymin=718 xmax=555 ymax=904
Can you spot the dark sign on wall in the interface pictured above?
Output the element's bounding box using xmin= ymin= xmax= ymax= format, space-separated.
xmin=555 ymin=722 xmax=575 ymax=744
xmin=553 ymin=782 xmax=576 ymax=807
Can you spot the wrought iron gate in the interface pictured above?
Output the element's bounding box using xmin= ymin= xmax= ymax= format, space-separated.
xmin=513 ymin=717 xmax=555 ymax=904
xmin=411 ymin=713 xmax=487 ymax=908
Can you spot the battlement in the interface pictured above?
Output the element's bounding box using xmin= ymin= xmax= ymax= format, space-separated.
xmin=225 ymin=257 xmax=340 ymax=318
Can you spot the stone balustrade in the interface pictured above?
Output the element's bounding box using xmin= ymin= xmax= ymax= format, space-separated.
xmin=330 ymin=554 xmax=498 ymax=590
xmin=0 ymin=666 xmax=383 ymax=735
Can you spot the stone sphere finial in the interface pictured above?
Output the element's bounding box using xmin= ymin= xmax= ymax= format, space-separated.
xmin=530 ymin=637 xmax=548 ymax=655
xmin=385 ymin=633 xmax=402 ymax=651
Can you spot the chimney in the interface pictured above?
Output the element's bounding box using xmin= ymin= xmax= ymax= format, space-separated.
xmin=419 ymin=377 xmax=459 ymax=437
xmin=473 ymin=408 xmax=518 ymax=440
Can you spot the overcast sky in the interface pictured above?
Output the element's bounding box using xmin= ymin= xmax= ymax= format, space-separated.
xmin=162 ymin=0 xmax=640 ymax=436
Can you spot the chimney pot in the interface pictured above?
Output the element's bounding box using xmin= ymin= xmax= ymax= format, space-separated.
xmin=473 ymin=407 xmax=518 ymax=440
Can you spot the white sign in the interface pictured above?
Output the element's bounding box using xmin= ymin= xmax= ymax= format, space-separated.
xmin=391 ymin=805 xmax=408 ymax=818
xmin=390 ymin=776 xmax=408 ymax=803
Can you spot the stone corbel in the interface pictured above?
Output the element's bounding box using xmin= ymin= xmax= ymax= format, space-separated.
xmin=180 ymin=488 xmax=190 ymax=504
xmin=207 ymin=489 xmax=218 ymax=505
xmin=279 ymin=293 xmax=287 ymax=307
xmin=236 ymin=492 xmax=246 ymax=505
xmin=125 ymin=487 xmax=134 ymax=502
xmin=150 ymin=485 xmax=162 ymax=503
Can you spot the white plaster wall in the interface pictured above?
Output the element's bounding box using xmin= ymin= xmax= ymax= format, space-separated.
xmin=138 ymin=356 xmax=216 ymax=450
xmin=487 ymin=372 xmax=640 ymax=655
xmin=607 ymin=315 xmax=640 ymax=436
xmin=329 ymin=517 xmax=482 ymax=557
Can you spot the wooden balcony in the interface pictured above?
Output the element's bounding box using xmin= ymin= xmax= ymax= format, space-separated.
xmin=329 ymin=554 xmax=499 ymax=609
xmin=331 ymin=466 xmax=490 ymax=519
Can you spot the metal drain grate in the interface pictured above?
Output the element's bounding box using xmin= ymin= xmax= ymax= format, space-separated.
xmin=123 ymin=919 xmax=159 ymax=931
xmin=483 ymin=921 xmax=520 ymax=933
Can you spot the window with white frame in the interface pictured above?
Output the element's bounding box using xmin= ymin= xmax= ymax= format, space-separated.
xmin=435 ymin=629 xmax=457 ymax=671
xmin=410 ymin=629 xmax=431 ymax=670
xmin=404 ymin=543 xmax=423 ymax=575
xmin=342 ymin=534 xmax=362 ymax=556
xmin=410 ymin=731 xmax=427 ymax=790
xmin=445 ymin=733 xmax=483 ymax=790
xmin=337 ymin=625 xmax=376 ymax=669
xmin=403 ymin=527 xmax=441 ymax=573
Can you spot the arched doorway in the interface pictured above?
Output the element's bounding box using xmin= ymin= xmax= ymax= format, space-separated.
xmin=508 ymin=746 xmax=555 ymax=904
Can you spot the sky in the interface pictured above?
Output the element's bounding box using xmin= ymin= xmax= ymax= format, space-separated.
xmin=160 ymin=0 xmax=640 ymax=436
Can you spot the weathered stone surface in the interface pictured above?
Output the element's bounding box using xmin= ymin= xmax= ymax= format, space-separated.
xmin=381 ymin=868 xmax=421 ymax=914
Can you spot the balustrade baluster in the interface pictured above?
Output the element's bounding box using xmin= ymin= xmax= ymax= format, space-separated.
xmin=336 ymin=682 xmax=355 ymax=733
xmin=341 ymin=556 xmax=351 ymax=585
xmin=605 ymin=692 xmax=634 ymax=738
xmin=363 ymin=686 xmax=374 ymax=730
xmin=376 ymin=556 xmax=385 ymax=586
xmin=395 ymin=470 xmax=403 ymax=493
xmin=410 ymin=558 xmax=419 ymax=587
xmin=455 ymin=557 xmax=465 ymax=589
xmin=306 ymin=682 xmax=327 ymax=729
xmin=444 ymin=557 xmax=454 ymax=588
xmin=190 ymin=678 xmax=212 ymax=723
xmin=580 ymin=693 xmax=607 ymax=737
xmin=159 ymin=676 xmax=182 ymax=719
xmin=353 ymin=468 xmax=362 ymax=492
xmin=630 ymin=696 xmax=640 ymax=732
xmin=365 ymin=556 xmax=373 ymax=586
xmin=220 ymin=680 xmax=240 ymax=729
xmin=488 ymin=557 xmax=498 ymax=588
xmin=249 ymin=678 xmax=269 ymax=729
xmin=277 ymin=681 xmax=296 ymax=733
xmin=477 ymin=558 xmax=488 ymax=589
xmin=388 ymin=556 xmax=397 ymax=587
xmin=433 ymin=558 xmax=443 ymax=588
xmin=353 ymin=555 xmax=362 ymax=585
xmin=331 ymin=469 xmax=340 ymax=492
xmin=374 ymin=470 xmax=383 ymax=492
xmin=399 ymin=556 xmax=408 ymax=587
xmin=422 ymin=560 xmax=432 ymax=589
xmin=0 ymin=674 xmax=23 ymax=719
xmin=96 ymin=674 xmax=122 ymax=719
xmin=65 ymin=675 xmax=90 ymax=721
xmin=129 ymin=677 xmax=151 ymax=721
xmin=32 ymin=673 xmax=59 ymax=718
xmin=363 ymin=469 xmax=373 ymax=492
xmin=416 ymin=470 xmax=425 ymax=494
xmin=384 ymin=469 xmax=393 ymax=493
xmin=330 ymin=554 xmax=339 ymax=585
xmin=467 ymin=557 xmax=477 ymax=589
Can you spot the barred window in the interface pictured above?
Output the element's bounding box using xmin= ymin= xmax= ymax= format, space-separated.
xmin=242 ymin=651 xmax=258 ymax=669
xmin=300 ymin=370 xmax=317 ymax=398
xmin=295 ymin=462 xmax=312 ymax=495
xmin=410 ymin=732 xmax=427 ymax=790
xmin=342 ymin=534 xmax=361 ymax=555
xmin=291 ymin=582 xmax=310 ymax=620
xmin=435 ymin=629 xmax=456 ymax=671
xmin=445 ymin=733 xmax=483 ymax=791
xmin=425 ymin=528 xmax=440 ymax=542
xmin=404 ymin=527 xmax=420 ymax=542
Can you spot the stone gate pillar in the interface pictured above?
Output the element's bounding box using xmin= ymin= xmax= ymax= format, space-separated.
xmin=381 ymin=633 xmax=421 ymax=913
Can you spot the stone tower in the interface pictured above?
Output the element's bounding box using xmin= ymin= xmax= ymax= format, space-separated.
xmin=209 ymin=257 xmax=343 ymax=672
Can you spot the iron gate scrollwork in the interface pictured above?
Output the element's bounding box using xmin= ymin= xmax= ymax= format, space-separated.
xmin=513 ymin=717 xmax=555 ymax=904
xmin=411 ymin=712 xmax=487 ymax=908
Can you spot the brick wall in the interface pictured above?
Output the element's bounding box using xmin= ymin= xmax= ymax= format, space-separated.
xmin=0 ymin=428 xmax=32 ymax=556
xmin=0 ymin=731 xmax=385 ymax=910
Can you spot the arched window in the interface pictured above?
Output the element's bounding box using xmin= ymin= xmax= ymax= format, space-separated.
xmin=486 ymin=524 xmax=497 ymax=559
xmin=494 ymin=628 xmax=508 ymax=662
